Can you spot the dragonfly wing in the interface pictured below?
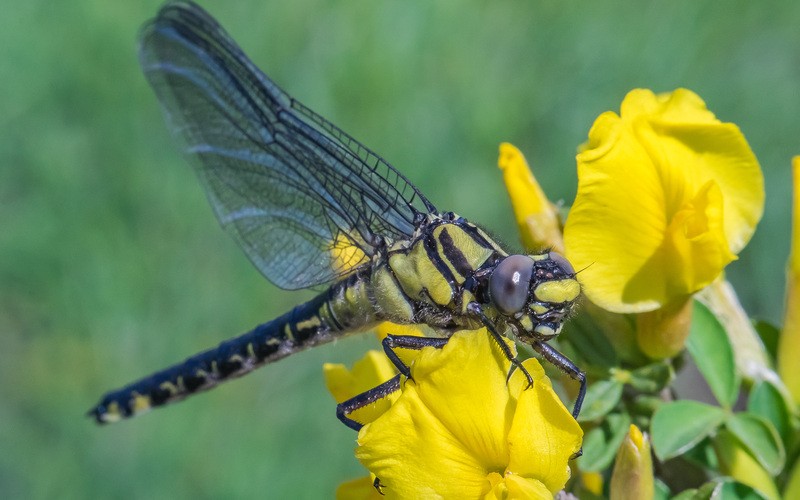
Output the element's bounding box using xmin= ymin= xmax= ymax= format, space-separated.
xmin=139 ymin=2 xmax=436 ymax=290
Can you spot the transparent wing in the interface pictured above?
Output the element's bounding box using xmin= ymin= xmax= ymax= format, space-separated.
xmin=139 ymin=2 xmax=436 ymax=289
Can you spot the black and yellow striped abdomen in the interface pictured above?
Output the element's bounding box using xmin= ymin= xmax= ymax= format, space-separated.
xmin=91 ymin=269 xmax=382 ymax=423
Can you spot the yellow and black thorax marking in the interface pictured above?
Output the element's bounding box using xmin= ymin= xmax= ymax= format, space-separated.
xmin=369 ymin=214 xmax=506 ymax=329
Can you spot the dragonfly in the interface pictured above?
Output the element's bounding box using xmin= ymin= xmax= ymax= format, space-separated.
xmin=89 ymin=1 xmax=585 ymax=428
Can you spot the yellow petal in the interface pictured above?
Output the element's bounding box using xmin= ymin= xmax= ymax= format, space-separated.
xmin=779 ymin=156 xmax=800 ymax=402
xmin=566 ymin=109 xmax=675 ymax=312
xmin=621 ymin=88 xmax=717 ymax=124
xmin=564 ymin=88 xmax=763 ymax=313
xmin=506 ymin=359 xmax=583 ymax=492
xmin=663 ymin=181 xmax=736 ymax=292
xmin=507 ymin=357 xmax=547 ymax=398
xmin=411 ymin=331 xmax=515 ymax=468
xmin=498 ymin=142 xmax=564 ymax=253
xmin=324 ymin=351 xmax=398 ymax=403
xmin=581 ymin=471 xmax=604 ymax=496
xmin=636 ymin=297 xmax=693 ymax=359
xmin=636 ymin=89 xmax=763 ymax=253
xmin=323 ymin=351 xmax=399 ymax=425
xmin=790 ymin=156 xmax=800 ymax=274
xmin=336 ymin=476 xmax=384 ymax=500
xmin=483 ymin=473 xmax=553 ymax=500
xmin=372 ymin=322 xmax=431 ymax=368
xmin=354 ymin=331 xmax=517 ymax=498
xmin=355 ymin=382 xmax=490 ymax=498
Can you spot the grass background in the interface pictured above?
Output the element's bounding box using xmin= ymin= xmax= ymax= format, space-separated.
xmin=1 ymin=0 xmax=798 ymax=498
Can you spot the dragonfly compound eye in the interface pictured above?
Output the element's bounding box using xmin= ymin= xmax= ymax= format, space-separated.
xmin=489 ymin=255 xmax=534 ymax=315
xmin=548 ymin=251 xmax=575 ymax=276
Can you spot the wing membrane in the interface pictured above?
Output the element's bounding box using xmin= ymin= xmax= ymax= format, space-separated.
xmin=139 ymin=2 xmax=436 ymax=289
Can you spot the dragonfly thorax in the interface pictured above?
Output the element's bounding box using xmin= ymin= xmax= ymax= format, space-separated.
xmin=487 ymin=251 xmax=580 ymax=342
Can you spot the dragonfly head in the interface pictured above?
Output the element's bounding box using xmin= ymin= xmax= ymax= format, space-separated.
xmin=488 ymin=252 xmax=580 ymax=341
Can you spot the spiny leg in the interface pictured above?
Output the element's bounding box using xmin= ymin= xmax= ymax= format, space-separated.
xmin=336 ymin=375 xmax=402 ymax=431
xmin=337 ymin=335 xmax=449 ymax=431
xmin=381 ymin=335 xmax=449 ymax=381
xmin=530 ymin=340 xmax=586 ymax=419
xmin=529 ymin=341 xmax=586 ymax=459
xmin=467 ymin=302 xmax=534 ymax=388
xmin=336 ymin=376 xmax=403 ymax=496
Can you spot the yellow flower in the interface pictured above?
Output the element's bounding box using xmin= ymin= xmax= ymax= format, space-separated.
xmin=581 ymin=471 xmax=604 ymax=496
xmin=353 ymin=330 xmax=583 ymax=499
xmin=563 ymin=88 xmax=763 ymax=314
xmin=497 ymin=142 xmax=565 ymax=253
xmin=779 ymin=157 xmax=800 ymax=402
xmin=609 ymin=425 xmax=654 ymax=500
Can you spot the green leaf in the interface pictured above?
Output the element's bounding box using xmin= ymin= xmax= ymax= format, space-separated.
xmin=711 ymin=479 xmax=768 ymax=500
xmin=670 ymin=481 xmax=716 ymax=500
xmin=577 ymin=411 xmax=631 ymax=472
xmin=725 ymin=413 xmax=785 ymax=475
xmin=629 ymin=395 xmax=664 ymax=420
xmin=651 ymin=401 xmax=726 ymax=460
xmin=680 ymin=437 xmax=719 ymax=470
xmin=747 ymin=381 xmax=791 ymax=445
xmin=693 ymin=481 xmax=719 ymax=500
xmin=669 ymin=479 xmax=767 ymax=500
xmin=686 ymin=301 xmax=739 ymax=408
xmin=671 ymin=489 xmax=698 ymax=500
xmin=562 ymin=310 xmax=619 ymax=368
xmin=578 ymin=378 xmax=623 ymax=421
xmin=654 ymin=479 xmax=670 ymax=500
xmin=629 ymin=362 xmax=674 ymax=393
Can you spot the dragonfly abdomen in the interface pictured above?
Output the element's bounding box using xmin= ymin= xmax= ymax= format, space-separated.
xmin=90 ymin=282 xmax=377 ymax=423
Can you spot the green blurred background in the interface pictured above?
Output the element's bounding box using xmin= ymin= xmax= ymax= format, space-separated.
xmin=1 ymin=0 xmax=798 ymax=497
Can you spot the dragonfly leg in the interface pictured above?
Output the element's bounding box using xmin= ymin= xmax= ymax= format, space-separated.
xmin=336 ymin=377 xmax=403 ymax=497
xmin=530 ymin=340 xmax=586 ymax=419
xmin=381 ymin=334 xmax=449 ymax=381
xmin=373 ymin=476 xmax=385 ymax=496
xmin=467 ymin=302 xmax=534 ymax=388
xmin=338 ymin=334 xmax=450 ymax=431
xmin=336 ymin=375 xmax=402 ymax=431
